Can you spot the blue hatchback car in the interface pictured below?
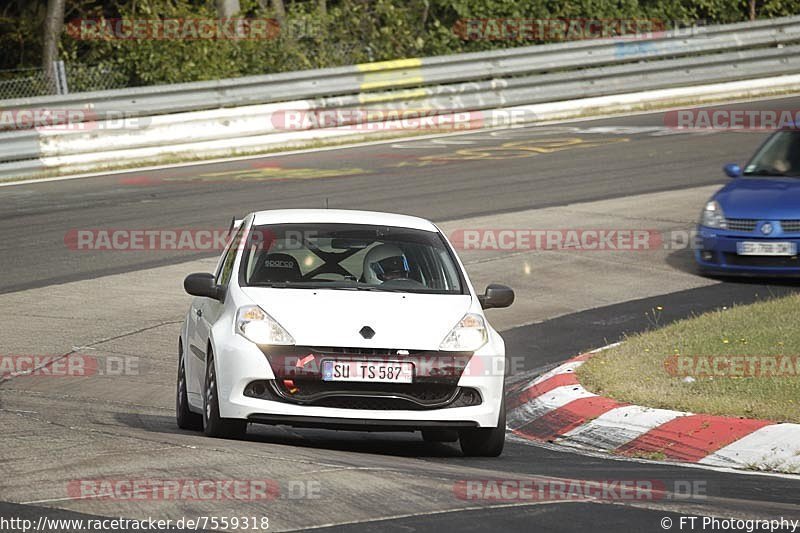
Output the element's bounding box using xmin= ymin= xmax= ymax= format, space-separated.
xmin=696 ymin=129 xmax=800 ymax=276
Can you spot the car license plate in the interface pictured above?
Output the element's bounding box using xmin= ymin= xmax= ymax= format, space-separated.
xmin=737 ymin=241 xmax=797 ymax=256
xmin=322 ymin=360 xmax=413 ymax=383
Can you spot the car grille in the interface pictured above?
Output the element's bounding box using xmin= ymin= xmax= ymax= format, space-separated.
xmin=244 ymin=380 xmax=482 ymax=410
xmin=781 ymin=220 xmax=800 ymax=233
xmin=310 ymin=389 xmax=481 ymax=410
xmin=275 ymin=380 xmax=458 ymax=407
xmin=725 ymin=219 xmax=800 ymax=233
xmin=314 ymin=396 xmax=421 ymax=410
xmin=726 ymin=219 xmax=757 ymax=232
xmin=724 ymin=253 xmax=800 ymax=268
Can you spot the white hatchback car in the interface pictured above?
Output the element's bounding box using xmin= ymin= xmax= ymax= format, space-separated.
xmin=177 ymin=209 xmax=514 ymax=456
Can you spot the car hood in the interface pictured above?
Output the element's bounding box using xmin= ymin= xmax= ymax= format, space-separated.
xmin=240 ymin=287 xmax=474 ymax=350
xmin=716 ymin=178 xmax=800 ymax=219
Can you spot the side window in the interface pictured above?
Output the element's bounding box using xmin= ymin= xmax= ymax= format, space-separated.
xmin=217 ymin=226 xmax=245 ymax=287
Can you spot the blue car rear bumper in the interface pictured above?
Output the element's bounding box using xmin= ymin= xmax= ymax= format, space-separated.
xmin=694 ymin=225 xmax=800 ymax=276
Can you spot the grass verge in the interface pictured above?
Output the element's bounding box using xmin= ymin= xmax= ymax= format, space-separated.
xmin=578 ymin=293 xmax=800 ymax=423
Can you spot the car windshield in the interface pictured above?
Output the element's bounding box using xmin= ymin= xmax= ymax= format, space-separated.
xmin=238 ymin=223 xmax=465 ymax=294
xmin=744 ymin=130 xmax=800 ymax=177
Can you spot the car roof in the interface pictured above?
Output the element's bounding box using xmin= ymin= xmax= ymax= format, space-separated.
xmin=250 ymin=209 xmax=439 ymax=232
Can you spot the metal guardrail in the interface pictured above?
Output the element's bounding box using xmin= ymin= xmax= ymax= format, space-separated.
xmin=2 ymin=15 xmax=799 ymax=123
xmin=1 ymin=15 xmax=799 ymax=176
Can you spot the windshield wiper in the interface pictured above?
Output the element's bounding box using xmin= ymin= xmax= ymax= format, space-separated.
xmin=744 ymin=168 xmax=788 ymax=177
xmin=322 ymin=284 xmax=407 ymax=293
xmin=351 ymin=286 xmax=408 ymax=293
xmin=249 ymin=282 xmax=316 ymax=289
xmin=249 ymin=281 xmax=411 ymax=293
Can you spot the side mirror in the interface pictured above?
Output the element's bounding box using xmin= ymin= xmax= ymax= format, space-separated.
xmin=723 ymin=163 xmax=742 ymax=178
xmin=184 ymin=273 xmax=224 ymax=301
xmin=478 ymin=284 xmax=515 ymax=310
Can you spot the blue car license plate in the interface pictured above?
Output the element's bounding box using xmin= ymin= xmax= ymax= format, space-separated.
xmin=737 ymin=241 xmax=797 ymax=256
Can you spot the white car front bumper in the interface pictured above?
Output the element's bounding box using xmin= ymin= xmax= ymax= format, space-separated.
xmin=211 ymin=329 xmax=506 ymax=429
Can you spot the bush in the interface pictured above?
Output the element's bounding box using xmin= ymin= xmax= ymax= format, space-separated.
xmin=1 ymin=0 xmax=795 ymax=89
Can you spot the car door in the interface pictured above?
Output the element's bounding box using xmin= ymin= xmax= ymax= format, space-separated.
xmin=187 ymin=226 xmax=244 ymax=398
xmin=184 ymin=293 xmax=205 ymax=405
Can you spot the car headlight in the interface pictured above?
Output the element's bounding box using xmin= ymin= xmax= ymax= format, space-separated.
xmin=701 ymin=200 xmax=727 ymax=229
xmin=236 ymin=305 xmax=295 ymax=345
xmin=439 ymin=313 xmax=488 ymax=352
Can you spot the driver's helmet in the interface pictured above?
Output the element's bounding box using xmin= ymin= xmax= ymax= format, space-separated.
xmin=363 ymin=244 xmax=411 ymax=284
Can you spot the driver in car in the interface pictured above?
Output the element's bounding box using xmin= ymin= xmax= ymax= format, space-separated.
xmin=363 ymin=244 xmax=412 ymax=283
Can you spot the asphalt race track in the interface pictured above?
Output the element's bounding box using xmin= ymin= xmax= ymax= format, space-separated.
xmin=7 ymin=95 xmax=800 ymax=294
xmin=1 ymin=97 xmax=799 ymax=532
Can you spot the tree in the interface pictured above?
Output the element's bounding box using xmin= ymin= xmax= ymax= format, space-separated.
xmin=216 ymin=0 xmax=241 ymax=18
xmin=271 ymin=0 xmax=286 ymax=22
xmin=43 ymin=0 xmax=65 ymax=90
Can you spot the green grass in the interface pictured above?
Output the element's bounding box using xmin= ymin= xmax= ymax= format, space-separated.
xmin=578 ymin=293 xmax=800 ymax=423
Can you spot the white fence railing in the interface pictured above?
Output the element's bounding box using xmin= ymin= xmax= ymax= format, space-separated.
xmin=1 ymin=16 xmax=799 ymax=179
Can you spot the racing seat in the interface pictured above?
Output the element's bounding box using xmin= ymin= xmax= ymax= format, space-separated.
xmin=250 ymin=252 xmax=302 ymax=283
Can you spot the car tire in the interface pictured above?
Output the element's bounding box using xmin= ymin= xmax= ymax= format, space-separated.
xmin=176 ymin=342 xmax=203 ymax=431
xmin=459 ymin=397 xmax=506 ymax=457
xmin=203 ymin=349 xmax=247 ymax=439
xmin=421 ymin=430 xmax=459 ymax=443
